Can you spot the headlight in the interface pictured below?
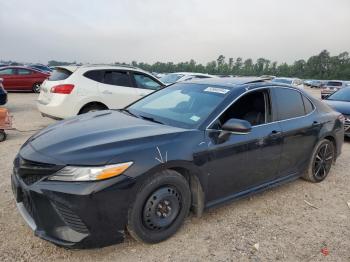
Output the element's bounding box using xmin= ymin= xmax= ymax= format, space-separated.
xmin=48 ymin=162 xmax=133 ymax=181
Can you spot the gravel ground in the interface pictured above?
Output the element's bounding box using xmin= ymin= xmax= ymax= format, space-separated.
xmin=0 ymin=87 xmax=349 ymax=262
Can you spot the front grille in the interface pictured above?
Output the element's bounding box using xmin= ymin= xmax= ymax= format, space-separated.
xmin=14 ymin=156 xmax=63 ymax=186
xmin=22 ymin=175 xmax=44 ymax=186
xmin=53 ymin=201 xmax=89 ymax=234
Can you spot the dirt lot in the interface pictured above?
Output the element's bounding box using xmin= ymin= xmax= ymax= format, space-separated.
xmin=0 ymin=87 xmax=349 ymax=262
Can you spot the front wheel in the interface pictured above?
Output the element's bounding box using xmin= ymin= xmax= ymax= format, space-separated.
xmin=302 ymin=139 xmax=335 ymax=183
xmin=0 ymin=130 xmax=6 ymax=142
xmin=127 ymin=170 xmax=191 ymax=244
xmin=32 ymin=83 xmax=41 ymax=93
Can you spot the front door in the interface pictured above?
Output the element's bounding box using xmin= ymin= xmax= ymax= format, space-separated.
xmin=0 ymin=68 xmax=17 ymax=90
xmin=204 ymin=88 xmax=283 ymax=203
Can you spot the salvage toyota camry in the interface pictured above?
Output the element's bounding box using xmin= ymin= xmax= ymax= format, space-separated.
xmin=12 ymin=78 xmax=344 ymax=248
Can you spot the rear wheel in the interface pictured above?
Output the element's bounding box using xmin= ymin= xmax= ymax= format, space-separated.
xmin=32 ymin=83 xmax=41 ymax=93
xmin=127 ymin=170 xmax=191 ymax=244
xmin=0 ymin=130 xmax=6 ymax=142
xmin=79 ymin=103 xmax=108 ymax=114
xmin=303 ymin=139 xmax=335 ymax=183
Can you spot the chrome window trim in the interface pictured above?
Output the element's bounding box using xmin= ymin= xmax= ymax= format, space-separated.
xmin=206 ymin=86 xmax=316 ymax=130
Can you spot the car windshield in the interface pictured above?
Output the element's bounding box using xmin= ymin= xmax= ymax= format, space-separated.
xmin=127 ymin=83 xmax=230 ymax=129
xmin=326 ymin=81 xmax=342 ymax=87
xmin=271 ymin=78 xmax=293 ymax=84
xmin=160 ymin=74 xmax=184 ymax=84
xmin=327 ymin=87 xmax=350 ymax=102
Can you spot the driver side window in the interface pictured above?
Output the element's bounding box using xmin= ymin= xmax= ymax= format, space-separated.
xmin=213 ymin=89 xmax=272 ymax=129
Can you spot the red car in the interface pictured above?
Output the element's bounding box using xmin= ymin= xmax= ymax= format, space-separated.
xmin=0 ymin=66 xmax=50 ymax=93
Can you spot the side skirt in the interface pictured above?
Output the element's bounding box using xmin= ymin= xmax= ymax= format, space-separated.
xmin=205 ymin=173 xmax=300 ymax=210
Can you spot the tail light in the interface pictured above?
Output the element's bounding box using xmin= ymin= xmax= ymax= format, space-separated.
xmin=51 ymin=84 xmax=74 ymax=94
xmin=338 ymin=114 xmax=345 ymax=124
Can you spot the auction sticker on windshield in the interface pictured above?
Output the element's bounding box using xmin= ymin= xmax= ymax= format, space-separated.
xmin=204 ymin=87 xmax=230 ymax=94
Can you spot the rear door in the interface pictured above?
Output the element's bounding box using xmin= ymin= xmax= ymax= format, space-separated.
xmin=131 ymin=72 xmax=163 ymax=98
xmin=98 ymin=70 xmax=138 ymax=109
xmin=16 ymin=68 xmax=34 ymax=90
xmin=271 ymin=87 xmax=319 ymax=177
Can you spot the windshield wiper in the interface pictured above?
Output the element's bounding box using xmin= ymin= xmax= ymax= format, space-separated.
xmin=138 ymin=115 xmax=164 ymax=125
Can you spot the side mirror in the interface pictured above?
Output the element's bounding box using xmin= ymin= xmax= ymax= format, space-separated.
xmin=218 ymin=118 xmax=252 ymax=143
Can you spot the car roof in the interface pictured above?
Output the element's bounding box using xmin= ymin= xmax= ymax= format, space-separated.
xmin=185 ymin=77 xmax=270 ymax=87
xmin=182 ymin=77 xmax=303 ymax=93
xmin=0 ymin=65 xmax=47 ymax=73
xmin=169 ymin=72 xmax=216 ymax=77
xmin=273 ymin=77 xmax=300 ymax=80
xmin=54 ymin=64 xmax=151 ymax=75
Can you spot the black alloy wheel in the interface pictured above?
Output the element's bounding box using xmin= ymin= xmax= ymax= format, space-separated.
xmin=303 ymin=139 xmax=334 ymax=182
xmin=313 ymin=143 xmax=334 ymax=180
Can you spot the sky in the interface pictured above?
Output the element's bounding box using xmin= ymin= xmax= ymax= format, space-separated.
xmin=0 ymin=0 xmax=349 ymax=65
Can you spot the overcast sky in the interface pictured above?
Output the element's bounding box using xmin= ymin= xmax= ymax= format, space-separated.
xmin=0 ymin=0 xmax=349 ymax=64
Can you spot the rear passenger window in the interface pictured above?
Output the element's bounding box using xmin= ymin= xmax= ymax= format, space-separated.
xmin=274 ymin=88 xmax=305 ymax=120
xmin=104 ymin=71 xmax=132 ymax=87
xmin=17 ymin=69 xmax=31 ymax=75
xmin=302 ymin=95 xmax=314 ymax=114
xmin=84 ymin=70 xmax=104 ymax=83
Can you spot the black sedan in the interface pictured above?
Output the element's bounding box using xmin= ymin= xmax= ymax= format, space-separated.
xmin=12 ymin=78 xmax=344 ymax=248
xmin=0 ymin=78 xmax=7 ymax=105
xmin=324 ymin=87 xmax=350 ymax=137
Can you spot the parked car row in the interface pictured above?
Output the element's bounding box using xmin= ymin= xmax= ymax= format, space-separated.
xmin=320 ymin=80 xmax=350 ymax=99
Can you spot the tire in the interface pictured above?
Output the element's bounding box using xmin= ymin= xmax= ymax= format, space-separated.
xmin=302 ymin=139 xmax=335 ymax=183
xmin=127 ymin=170 xmax=191 ymax=244
xmin=32 ymin=83 xmax=41 ymax=93
xmin=79 ymin=104 xmax=107 ymax=114
xmin=0 ymin=130 xmax=6 ymax=142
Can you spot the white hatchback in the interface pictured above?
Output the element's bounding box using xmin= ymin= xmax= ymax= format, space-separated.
xmin=37 ymin=65 xmax=165 ymax=119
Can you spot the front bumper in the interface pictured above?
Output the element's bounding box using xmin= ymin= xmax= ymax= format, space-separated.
xmin=11 ymin=171 xmax=136 ymax=248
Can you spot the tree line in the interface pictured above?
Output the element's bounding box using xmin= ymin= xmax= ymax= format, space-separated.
xmin=130 ymin=50 xmax=350 ymax=80
xmin=4 ymin=49 xmax=347 ymax=80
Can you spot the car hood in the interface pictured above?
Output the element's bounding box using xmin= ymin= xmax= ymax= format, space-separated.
xmin=325 ymin=100 xmax=350 ymax=115
xmin=20 ymin=110 xmax=190 ymax=166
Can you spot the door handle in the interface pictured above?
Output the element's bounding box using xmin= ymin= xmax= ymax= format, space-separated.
xmin=312 ymin=121 xmax=321 ymax=126
xmin=102 ymin=90 xmax=112 ymax=95
xmin=269 ymin=130 xmax=282 ymax=138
